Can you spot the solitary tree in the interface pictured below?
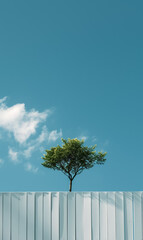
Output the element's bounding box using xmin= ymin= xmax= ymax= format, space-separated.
xmin=42 ymin=138 xmax=107 ymax=192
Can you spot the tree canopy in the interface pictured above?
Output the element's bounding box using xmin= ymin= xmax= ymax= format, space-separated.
xmin=42 ymin=138 xmax=107 ymax=191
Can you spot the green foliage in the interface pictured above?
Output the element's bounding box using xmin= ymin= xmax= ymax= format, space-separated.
xmin=42 ymin=138 xmax=107 ymax=182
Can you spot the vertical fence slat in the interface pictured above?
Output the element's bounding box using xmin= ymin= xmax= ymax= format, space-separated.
xmin=83 ymin=192 xmax=91 ymax=240
xmin=43 ymin=192 xmax=51 ymax=240
xmin=11 ymin=193 xmax=19 ymax=240
xmin=35 ymin=193 xmax=43 ymax=240
xmin=68 ymin=192 xmax=75 ymax=240
xmin=115 ymin=192 xmax=124 ymax=240
xmin=134 ymin=192 xmax=142 ymax=240
xmin=59 ymin=192 xmax=68 ymax=240
xmin=52 ymin=192 xmax=59 ymax=240
xmin=76 ymin=193 xmax=84 ymax=240
xmin=19 ymin=193 xmax=26 ymax=240
xmin=0 ymin=194 xmax=2 ymax=240
xmin=3 ymin=193 xmax=11 ymax=240
xmin=107 ymin=192 xmax=115 ymax=240
xmin=141 ymin=193 xmax=143 ymax=239
xmin=27 ymin=192 xmax=35 ymax=240
xmin=91 ymin=192 xmax=99 ymax=240
xmin=100 ymin=192 xmax=107 ymax=240
xmin=124 ymin=192 xmax=133 ymax=240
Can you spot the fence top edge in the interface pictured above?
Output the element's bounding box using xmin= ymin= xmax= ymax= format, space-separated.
xmin=0 ymin=191 xmax=143 ymax=193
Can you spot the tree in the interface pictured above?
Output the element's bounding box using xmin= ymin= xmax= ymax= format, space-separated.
xmin=41 ymin=138 xmax=107 ymax=192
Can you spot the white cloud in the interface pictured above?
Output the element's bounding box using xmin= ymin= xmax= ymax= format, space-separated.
xmin=0 ymin=97 xmax=50 ymax=144
xmin=25 ymin=163 xmax=38 ymax=173
xmin=0 ymin=97 xmax=63 ymax=172
xmin=48 ymin=129 xmax=62 ymax=142
xmin=8 ymin=148 xmax=19 ymax=164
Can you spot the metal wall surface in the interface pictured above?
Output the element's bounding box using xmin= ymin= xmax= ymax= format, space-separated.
xmin=0 ymin=192 xmax=143 ymax=240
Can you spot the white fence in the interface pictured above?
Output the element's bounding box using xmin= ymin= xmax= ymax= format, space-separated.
xmin=0 ymin=192 xmax=143 ymax=240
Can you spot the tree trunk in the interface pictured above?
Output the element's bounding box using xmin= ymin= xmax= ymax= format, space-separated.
xmin=69 ymin=179 xmax=72 ymax=192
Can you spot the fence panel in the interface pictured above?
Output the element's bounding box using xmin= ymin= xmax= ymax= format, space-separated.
xmin=0 ymin=192 xmax=142 ymax=240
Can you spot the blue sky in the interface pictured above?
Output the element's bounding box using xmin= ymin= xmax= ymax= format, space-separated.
xmin=0 ymin=0 xmax=143 ymax=192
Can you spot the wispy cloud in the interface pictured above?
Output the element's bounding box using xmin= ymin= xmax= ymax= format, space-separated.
xmin=0 ymin=97 xmax=50 ymax=144
xmin=48 ymin=129 xmax=62 ymax=142
xmin=0 ymin=96 xmax=7 ymax=104
xmin=36 ymin=125 xmax=49 ymax=144
xmin=23 ymin=126 xmax=62 ymax=158
xmin=8 ymin=148 xmax=19 ymax=164
xmin=78 ymin=135 xmax=88 ymax=141
xmin=25 ymin=163 xmax=38 ymax=173
xmin=7 ymin=126 xmax=62 ymax=166
xmin=0 ymin=158 xmax=4 ymax=167
xmin=103 ymin=139 xmax=109 ymax=146
xmin=91 ymin=136 xmax=97 ymax=143
xmin=23 ymin=146 xmax=35 ymax=158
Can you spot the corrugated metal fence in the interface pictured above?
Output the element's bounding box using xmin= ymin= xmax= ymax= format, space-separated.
xmin=0 ymin=192 xmax=143 ymax=240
